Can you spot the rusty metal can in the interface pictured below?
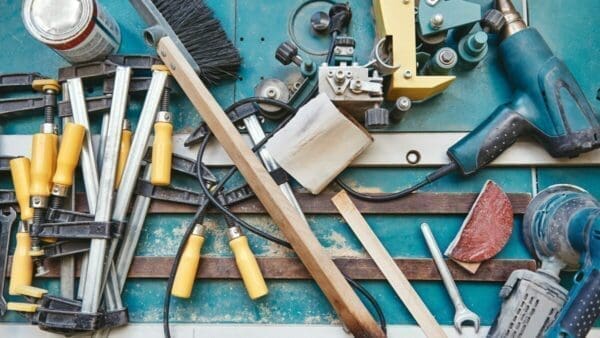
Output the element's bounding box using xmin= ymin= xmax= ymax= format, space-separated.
xmin=22 ymin=0 xmax=121 ymax=64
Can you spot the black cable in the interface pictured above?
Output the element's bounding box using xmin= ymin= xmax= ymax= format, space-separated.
xmin=336 ymin=162 xmax=459 ymax=202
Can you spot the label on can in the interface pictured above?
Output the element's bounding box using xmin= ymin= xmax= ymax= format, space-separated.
xmin=23 ymin=0 xmax=121 ymax=64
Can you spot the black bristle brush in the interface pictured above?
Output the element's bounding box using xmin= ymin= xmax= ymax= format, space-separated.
xmin=132 ymin=0 xmax=241 ymax=85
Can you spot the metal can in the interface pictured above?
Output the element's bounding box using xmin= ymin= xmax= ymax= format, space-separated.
xmin=22 ymin=0 xmax=121 ymax=64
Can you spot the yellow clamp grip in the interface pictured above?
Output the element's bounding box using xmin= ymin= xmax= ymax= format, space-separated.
xmin=10 ymin=158 xmax=34 ymax=222
xmin=151 ymin=120 xmax=173 ymax=186
xmin=9 ymin=232 xmax=33 ymax=295
xmin=15 ymin=285 xmax=47 ymax=298
xmin=172 ymin=233 xmax=205 ymax=299
xmin=30 ymin=133 xmax=57 ymax=197
xmin=32 ymin=79 xmax=60 ymax=93
xmin=7 ymin=302 xmax=40 ymax=313
xmin=230 ymin=236 xmax=269 ymax=299
xmin=53 ymin=123 xmax=85 ymax=187
xmin=115 ymin=127 xmax=132 ymax=189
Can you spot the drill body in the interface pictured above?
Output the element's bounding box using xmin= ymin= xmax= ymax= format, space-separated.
xmin=448 ymin=24 xmax=600 ymax=175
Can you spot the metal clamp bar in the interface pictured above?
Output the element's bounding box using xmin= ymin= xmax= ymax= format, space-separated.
xmin=104 ymin=77 xmax=157 ymax=95
xmin=59 ymin=61 xmax=118 ymax=82
xmin=0 ymin=157 xmax=12 ymax=172
xmin=32 ymin=221 xmax=121 ymax=240
xmin=100 ymin=69 xmax=167 ymax=315
xmin=0 ymin=190 xmax=17 ymax=206
xmin=43 ymin=240 xmax=90 ymax=259
xmin=142 ymin=151 xmax=217 ymax=182
xmin=0 ymin=73 xmax=46 ymax=92
xmin=58 ymin=95 xmax=113 ymax=118
xmin=107 ymin=55 xmax=161 ymax=69
xmin=0 ymin=96 xmax=44 ymax=118
xmin=46 ymin=209 xmax=94 ymax=223
xmin=80 ymin=66 xmax=130 ymax=313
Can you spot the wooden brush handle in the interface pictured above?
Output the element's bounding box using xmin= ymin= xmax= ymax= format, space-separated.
xmin=156 ymin=36 xmax=385 ymax=338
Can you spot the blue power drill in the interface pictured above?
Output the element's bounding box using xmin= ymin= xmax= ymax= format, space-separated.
xmin=339 ymin=0 xmax=600 ymax=202
xmin=489 ymin=184 xmax=600 ymax=338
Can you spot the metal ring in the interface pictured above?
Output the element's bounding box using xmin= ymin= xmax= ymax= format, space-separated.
xmin=288 ymin=0 xmax=336 ymax=56
xmin=406 ymin=150 xmax=421 ymax=165
xmin=373 ymin=37 xmax=401 ymax=75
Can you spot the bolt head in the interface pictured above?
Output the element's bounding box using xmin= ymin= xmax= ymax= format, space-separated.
xmin=430 ymin=14 xmax=444 ymax=29
xmin=403 ymin=70 xmax=413 ymax=79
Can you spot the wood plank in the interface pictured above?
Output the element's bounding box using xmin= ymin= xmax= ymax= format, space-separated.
xmin=7 ymin=256 xmax=535 ymax=281
xmin=332 ymin=190 xmax=447 ymax=338
xmin=68 ymin=192 xmax=532 ymax=214
xmin=157 ymin=37 xmax=385 ymax=338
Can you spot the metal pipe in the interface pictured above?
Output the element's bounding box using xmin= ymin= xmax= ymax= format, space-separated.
xmin=59 ymin=82 xmax=76 ymax=299
xmin=97 ymin=113 xmax=110 ymax=170
xmin=93 ymin=70 xmax=168 ymax=338
xmin=68 ymin=78 xmax=100 ymax=299
xmin=243 ymin=115 xmax=306 ymax=221
xmin=80 ymin=66 xmax=130 ymax=313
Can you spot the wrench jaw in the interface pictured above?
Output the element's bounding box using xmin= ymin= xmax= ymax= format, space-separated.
xmin=454 ymin=307 xmax=481 ymax=334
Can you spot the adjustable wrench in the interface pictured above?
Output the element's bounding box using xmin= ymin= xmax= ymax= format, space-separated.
xmin=421 ymin=223 xmax=480 ymax=334
xmin=0 ymin=207 xmax=16 ymax=316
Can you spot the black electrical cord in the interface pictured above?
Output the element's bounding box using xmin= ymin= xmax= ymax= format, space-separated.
xmin=193 ymin=100 xmax=387 ymax=334
xmin=164 ymin=8 xmax=389 ymax=335
xmin=336 ymin=162 xmax=458 ymax=202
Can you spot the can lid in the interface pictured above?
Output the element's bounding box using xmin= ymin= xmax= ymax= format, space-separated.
xmin=23 ymin=0 xmax=93 ymax=43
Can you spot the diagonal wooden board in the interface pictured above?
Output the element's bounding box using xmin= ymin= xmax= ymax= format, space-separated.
xmin=332 ymin=190 xmax=447 ymax=338
xmin=157 ymin=36 xmax=385 ymax=338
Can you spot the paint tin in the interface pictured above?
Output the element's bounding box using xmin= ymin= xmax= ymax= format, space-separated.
xmin=22 ymin=0 xmax=121 ymax=64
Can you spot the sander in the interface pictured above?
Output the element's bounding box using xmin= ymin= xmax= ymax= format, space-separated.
xmin=338 ymin=0 xmax=600 ymax=202
xmin=489 ymin=184 xmax=600 ymax=338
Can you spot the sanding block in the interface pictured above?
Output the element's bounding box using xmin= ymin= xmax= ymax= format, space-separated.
xmin=445 ymin=180 xmax=514 ymax=273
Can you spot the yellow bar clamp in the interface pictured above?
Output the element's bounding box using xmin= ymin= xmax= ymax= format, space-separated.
xmin=229 ymin=229 xmax=268 ymax=300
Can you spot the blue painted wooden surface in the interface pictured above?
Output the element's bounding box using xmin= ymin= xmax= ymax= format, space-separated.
xmin=1 ymin=0 xmax=599 ymax=328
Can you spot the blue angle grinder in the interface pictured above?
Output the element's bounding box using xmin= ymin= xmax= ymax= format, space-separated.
xmin=339 ymin=0 xmax=600 ymax=202
xmin=489 ymin=184 xmax=600 ymax=338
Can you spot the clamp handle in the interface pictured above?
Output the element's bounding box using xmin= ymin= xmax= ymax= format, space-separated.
xmin=53 ymin=123 xmax=85 ymax=188
xmin=30 ymin=133 xmax=57 ymax=198
xmin=172 ymin=229 xmax=205 ymax=298
xmin=230 ymin=235 xmax=268 ymax=299
xmin=6 ymin=302 xmax=39 ymax=313
xmin=115 ymin=123 xmax=132 ymax=188
xmin=10 ymin=158 xmax=33 ymax=222
xmin=151 ymin=112 xmax=173 ymax=186
xmin=8 ymin=231 xmax=33 ymax=295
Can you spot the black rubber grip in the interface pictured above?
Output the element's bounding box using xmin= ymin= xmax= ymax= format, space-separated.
xmin=560 ymin=269 xmax=600 ymax=338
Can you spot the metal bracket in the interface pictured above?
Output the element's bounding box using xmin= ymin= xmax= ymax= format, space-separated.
xmin=58 ymin=55 xmax=161 ymax=82
xmin=32 ymin=221 xmax=123 ymax=240
xmin=135 ymin=180 xmax=254 ymax=207
xmin=45 ymin=209 xmax=94 ymax=223
xmin=0 ymin=190 xmax=17 ymax=206
xmin=0 ymin=157 xmax=12 ymax=173
xmin=418 ymin=0 xmax=481 ymax=36
xmin=0 ymin=96 xmax=44 ymax=119
xmin=0 ymin=73 xmax=47 ymax=92
xmin=42 ymin=240 xmax=90 ymax=259
xmin=58 ymin=95 xmax=113 ymax=118
xmin=33 ymin=295 xmax=128 ymax=335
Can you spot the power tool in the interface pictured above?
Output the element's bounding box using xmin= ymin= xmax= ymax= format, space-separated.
xmin=488 ymin=184 xmax=600 ymax=338
xmin=338 ymin=0 xmax=600 ymax=202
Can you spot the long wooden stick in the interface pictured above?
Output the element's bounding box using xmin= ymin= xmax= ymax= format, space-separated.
xmin=157 ymin=37 xmax=385 ymax=338
xmin=332 ymin=190 xmax=447 ymax=338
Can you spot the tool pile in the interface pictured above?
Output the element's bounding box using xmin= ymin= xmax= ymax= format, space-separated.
xmin=0 ymin=0 xmax=598 ymax=337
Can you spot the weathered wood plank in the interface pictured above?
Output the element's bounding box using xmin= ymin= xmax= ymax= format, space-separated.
xmin=8 ymin=256 xmax=535 ymax=282
xmin=68 ymin=191 xmax=532 ymax=214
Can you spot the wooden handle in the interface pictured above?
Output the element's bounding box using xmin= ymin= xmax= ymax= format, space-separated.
xmin=172 ymin=233 xmax=204 ymax=299
xmin=10 ymin=158 xmax=34 ymax=222
xmin=151 ymin=121 xmax=173 ymax=186
xmin=53 ymin=123 xmax=85 ymax=187
xmin=115 ymin=128 xmax=132 ymax=189
xmin=332 ymin=190 xmax=447 ymax=338
xmin=230 ymin=236 xmax=268 ymax=300
xmin=157 ymin=36 xmax=385 ymax=338
xmin=9 ymin=232 xmax=33 ymax=296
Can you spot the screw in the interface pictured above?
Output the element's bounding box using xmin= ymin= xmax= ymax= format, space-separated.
xmin=403 ymin=70 xmax=413 ymax=79
xmin=439 ymin=49 xmax=456 ymax=65
xmin=430 ymin=14 xmax=444 ymax=30
xmin=310 ymin=11 xmax=330 ymax=33
xmin=395 ymin=96 xmax=412 ymax=112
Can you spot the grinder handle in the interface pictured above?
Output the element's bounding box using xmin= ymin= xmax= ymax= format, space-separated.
xmin=544 ymin=266 xmax=600 ymax=338
xmin=447 ymin=102 xmax=530 ymax=175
